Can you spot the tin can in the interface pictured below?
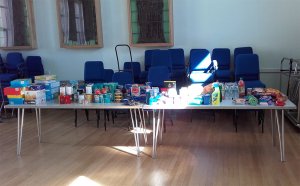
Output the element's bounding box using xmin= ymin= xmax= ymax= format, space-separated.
xmin=78 ymin=94 xmax=84 ymax=104
xmin=94 ymin=94 xmax=100 ymax=103
xmin=99 ymin=94 xmax=104 ymax=103
xmin=203 ymin=94 xmax=211 ymax=105
xmin=85 ymin=94 xmax=93 ymax=103
xmin=86 ymin=85 xmax=93 ymax=94
xmin=247 ymin=88 xmax=252 ymax=96
xmin=60 ymin=86 xmax=66 ymax=96
xmin=66 ymin=86 xmax=73 ymax=95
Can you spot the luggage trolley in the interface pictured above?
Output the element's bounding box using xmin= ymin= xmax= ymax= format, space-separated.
xmin=114 ymin=44 xmax=135 ymax=83
xmin=280 ymin=57 xmax=300 ymax=127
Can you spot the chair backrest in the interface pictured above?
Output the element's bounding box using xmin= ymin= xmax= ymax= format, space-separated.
xmin=6 ymin=52 xmax=24 ymax=67
xmin=169 ymin=48 xmax=185 ymax=68
xmin=235 ymin=54 xmax=260 ymax=81
xmin=189 ymin=49 xmax=212 ymax=72
xmin=103 ymin=69 xmax=114 ymax=82
xmin=112 ymin=71 xmax=133 ymax=85
xmin=26 ymin=56 xmax=44 ymax=81
xmin=84 ymin=61 xmax=105 ymax=83
xmin=211 ymin=48 xmax=230 ymax=70
xmin=233 ymin=47 xmax=253 ymax=67
xmin=148 ymin=66 xmax=170 ymax=87
xmin=151 ymin=50 xmax=172 ymax=73
xmin=123 ymin=62 xmax=141 ymax=78
xmin=144 ymin=49 xmax=159 ymax=71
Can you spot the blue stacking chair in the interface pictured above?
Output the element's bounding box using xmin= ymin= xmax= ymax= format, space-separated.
xmin=234 ymin=47 xmax=253 ymax=67
xmin=169 ymin=48 xmax=186 ymax=84
xmin=84 ymin=61 xmax=105 ymax=84
xmin=0 ymin=54 xmax=18 ymax=116
xmin=5 ymin=52 xmax=26 ymax=78
xmin=235 ymin=54 xmax=266 ymax=89
xmin=103 ymin=69 xmax=114 ymax=82
xmin=112 ymin=72 xmax=133 ymax=86
xmin=212 ymin=48 xmax=231 ymax=82
xmin=151 ymin=50 xmax=172 ymax=73
xmin=123 ymin=62 xmax=141 ymax=83
xmin=188 ymin=49 xmax=214 ymax=85
xmin=148 ymin=66 xmax=170 ymax=87
xmin=234 ymin=53 xmax=266 ymax=132
xmin=139 ymin=49 xmax=159 ymax=84
xmin=26 ymin=56 xmax=44 ymax=82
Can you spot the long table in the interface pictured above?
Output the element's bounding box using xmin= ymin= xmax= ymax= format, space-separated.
xmin=5 ymin=99 xmax=296 ymax=161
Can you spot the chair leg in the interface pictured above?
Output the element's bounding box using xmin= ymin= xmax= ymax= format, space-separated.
xmin=111 ymin=111 xmax=115 ymax=124
xmin=103 ymin=110 xmax=107 ymax=131
xmin=74 ymin=109 xmax=78 ymax=127
xmin=106 ymin=110 xmax=110 ymax=121
xmin=85 ymin=109 xmax=89 ymax=121
xmin=96 ymin=110 xmax=100 ymax=128
xmin=233 ymin=110 xmax=237 ymax=132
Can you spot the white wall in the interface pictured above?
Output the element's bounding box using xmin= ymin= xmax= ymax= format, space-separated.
xmin=2 ymin=0 xmax=300 ymax=89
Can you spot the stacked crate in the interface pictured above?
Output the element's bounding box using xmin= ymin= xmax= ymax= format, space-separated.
xmin=3 ymin=79 xmax=31 ymax=104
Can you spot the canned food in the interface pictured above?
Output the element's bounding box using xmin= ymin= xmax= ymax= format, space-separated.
xmin=78 ymin=94 xmax=84 ymax=104
xmin=94 ymin=94 xmax=100 ymax=103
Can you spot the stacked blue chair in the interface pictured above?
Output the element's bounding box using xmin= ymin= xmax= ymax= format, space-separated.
xmin=5 ymin=52 xmax=26 ymax=78
xmin=235 ymin=54 xmax=265 ymax=89
xmin=26 ymin=56 xmax=44 ymax=82
xmin=188 ymin=49 xmax=214 ymax=85
xmin=169 ymin=48 xmax=186 ymax=85
xmin=151 ymin=50 xmax=172 ymax=74
xmin=103 ymin=69 xmax=114 ymax=82
xmin=0 ymin=54 xmax=18 ymax=114
xmin=84 ymin=61 xmax=105 ymax=84
xmin=148 ymin=66 xmax=170 ymax=87
xmin=123 ymin=62 xmax=141 ymax=83
xmin=234 ymin=53 xmax=266 ymax=132
xmin=212 ymin=48 xmax=231 ymax=82
xmin=234 ymin=47 xmax=253 ymax=68
xmin=139 ymin=49 xmax=159 ymax=84
xmin=112 ymin=71 xmax=133 ymax=86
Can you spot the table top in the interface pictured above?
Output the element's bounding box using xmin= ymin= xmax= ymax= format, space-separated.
xmin=4 ymin=99 xmax=297 ymax=110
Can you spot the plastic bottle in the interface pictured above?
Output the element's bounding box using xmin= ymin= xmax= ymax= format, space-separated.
xmin=238 ymin=77 xmax=245 ymax=98
xmin=211 ymin=83 xmax=220 ymax=105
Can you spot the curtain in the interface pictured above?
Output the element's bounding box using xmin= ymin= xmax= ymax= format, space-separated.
xmin=12 ymin=0 xmax=28 ymax=46
xmin=60 ymin=0 xmax=70 ymax=44
xmin=82 ymin=0 xmax=96 ymax=42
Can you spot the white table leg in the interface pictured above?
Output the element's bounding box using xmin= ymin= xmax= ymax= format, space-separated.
xmin=270 ymin=110 xmax=275 ymax=146
xmin=17 ymin=108 xmax=20 ymax=155
xmin=17 ymin=108 xmax=24 ymax=155
xmin=152 ymin=109 xmax=156 ymax=158
xmin=38 ymin=108 xmax=42 ymax=142
xmin=275 ymin=110 xmax=285 ymax=162
xmin=138 ymin=108 xmax=147 ymax=144
xmin=281 ymin=109 xmax=285 ymax=161
xmin=130 ymin=109 xmax=140 ymax=156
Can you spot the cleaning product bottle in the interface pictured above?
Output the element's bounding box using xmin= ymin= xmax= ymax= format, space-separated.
xmin=211 ymin=83 xmax=220 ymax=105
xmin=238 ymin=77 xmax=245 ymax=98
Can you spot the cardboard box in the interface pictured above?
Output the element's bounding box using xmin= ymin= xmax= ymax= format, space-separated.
xmin=34 ymin=75 xmax=56 ymax=81
xmin=3 ymin=87 xmax=27 ymax=96
xmin=10 ymin=79 xmax=32 ymax=88
xmin=24 ymin=90 xmax=46 ymax=101
xmin=8 ymin=98 xmax=24 ymax=105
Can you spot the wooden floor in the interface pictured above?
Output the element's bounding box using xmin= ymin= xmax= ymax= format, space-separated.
xmin=0 ymin=109 xmax=300 ymax=186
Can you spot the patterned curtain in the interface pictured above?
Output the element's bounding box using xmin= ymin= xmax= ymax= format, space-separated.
xmin=136 ymin=0 xmax=165 ymax=43
xmin=82 ymin=0 xmax=96 ymax=42
xmin=12 ymin=0 xmax=28 ymax=46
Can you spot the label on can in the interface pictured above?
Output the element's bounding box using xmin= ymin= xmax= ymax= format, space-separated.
xmin=60 ymin=86 xmax=66 ymax=96
xmin=66 ymin=86 xmax=73 ymax=95
xmin=78 ymin=94 xmax=84 ymax=104
xmin=94 ymin=94 xmax=100 ymax=103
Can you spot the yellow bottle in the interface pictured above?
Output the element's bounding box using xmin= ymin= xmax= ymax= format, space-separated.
xmin=211 ymin=83 xmax=220 ymax=105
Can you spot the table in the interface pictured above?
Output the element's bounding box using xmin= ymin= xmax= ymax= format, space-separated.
xmin=5 ymin=99 xmax=297 ymax=161
xmin=142 ymin=100 xmax=297 ymax=161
